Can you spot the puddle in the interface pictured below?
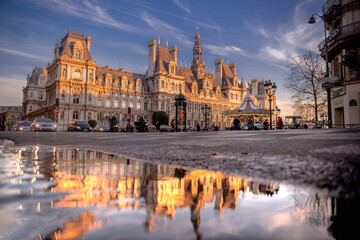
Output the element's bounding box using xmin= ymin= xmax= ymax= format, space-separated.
xmin=0 ymin=143 xmax=357 ymax=240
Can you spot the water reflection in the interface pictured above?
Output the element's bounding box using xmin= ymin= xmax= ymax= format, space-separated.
xmin=0 ymin=145 xmax=358 ymax=240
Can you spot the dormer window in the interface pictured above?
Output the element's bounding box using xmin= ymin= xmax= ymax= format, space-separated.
xmin=75 ymin=50 xmax=81 ymax=59
xmin=171 ymin=66 xmax=175 ymax=74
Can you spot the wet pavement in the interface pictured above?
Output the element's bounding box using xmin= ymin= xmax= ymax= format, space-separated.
xmin=1 ymin=129 xmax=360 ymax=196
xmin=1 ymin=142 xmax=358 ymax=240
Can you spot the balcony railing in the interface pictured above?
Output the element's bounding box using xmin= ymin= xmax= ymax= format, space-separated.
xmin=322 ymin=0 xmax=341 ymax=14
xmin=318 ymin=21 xmax=360 ymax=52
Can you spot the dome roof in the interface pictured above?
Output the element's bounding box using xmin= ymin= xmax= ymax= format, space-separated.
xmin=175 ymin=93 xmax=186 ymax=101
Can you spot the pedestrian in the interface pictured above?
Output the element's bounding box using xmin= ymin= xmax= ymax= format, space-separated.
xmin=196 ymin=124 xmax=201 ymax=131
xmin=247 ymin=117 xmax=254 ymax=130
xmin=126 ymin=122 xmax=133 ymax=132
xmin=155 ymin=121 xmax=161 ymax=132
xmin=276 ymin=117 xmax=284 ymax=129
xmin=263 ymin=119 xmax=269 ymax=130
xmin=233 ymin=117 xmax=240 ymax=130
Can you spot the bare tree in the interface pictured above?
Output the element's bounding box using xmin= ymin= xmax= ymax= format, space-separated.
xmin=285 ymin=51 xmax=327 ymax=122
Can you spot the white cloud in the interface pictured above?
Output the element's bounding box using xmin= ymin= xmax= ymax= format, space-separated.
xmin=173 ymin=0 xmax=191 ymax=14
xmin=123 ymin=0 xmax=223 ymax=32
xmin=0 ymin=47 xmax=42 ymax=60
xmin=259 ymin=46 xmax=288 ymax=62
xmin=204 ymin=44 xmax=245 ymax=57
xmin=33 ymin=0 xmax=139 ymax=32
xmin=141 ymin=12 xmax=193 ymax=47
xmin=244 ymin=1 xmax=323 ymax=65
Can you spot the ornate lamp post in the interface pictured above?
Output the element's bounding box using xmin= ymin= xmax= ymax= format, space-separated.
xmin=201 ymin=104 xmax=211 ymax=130
xmin=174 ymin=93 xmax=187 ymax=132
xmin=264 ymin=80 xmax=277 ymax=130
xmin=308 ymin=14 xmax=332 ymax=128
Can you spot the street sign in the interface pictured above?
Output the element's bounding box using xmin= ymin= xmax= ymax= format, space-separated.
xmin=54 ymin=108 xmax=60 ymax=114
xmin=318 ymin=76 xmax=340 ymax=83
xmin=322 ymin=81 xmax=344 ymax=88
xmin=127 ymin=114 xmax=132 ymax=119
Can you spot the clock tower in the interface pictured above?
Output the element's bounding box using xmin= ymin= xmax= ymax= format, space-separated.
xmin=191 ymin=32 xmax=205 ymax=79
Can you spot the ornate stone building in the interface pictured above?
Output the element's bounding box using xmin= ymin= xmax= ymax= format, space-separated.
xmin=23 ymin=30 xmax=276 ymax=131
xmin=22 ymin=66 xmax=47 ymax=115
xmin=317 ymin=0 xmax=360 ymax=126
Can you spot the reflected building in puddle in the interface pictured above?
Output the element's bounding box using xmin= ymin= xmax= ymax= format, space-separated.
xmin=48 ymin=148 xmax=279 ymax=237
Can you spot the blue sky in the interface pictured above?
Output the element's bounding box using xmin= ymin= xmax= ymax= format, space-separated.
xmin=0 ymin=0 xmax=325 ymax=115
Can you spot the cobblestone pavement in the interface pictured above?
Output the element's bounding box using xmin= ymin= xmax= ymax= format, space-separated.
xmin=1 ymin=129 xmax=360 ymax=196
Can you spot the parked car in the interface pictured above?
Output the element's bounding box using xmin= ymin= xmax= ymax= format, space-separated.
xmin=68 ymin=121 xmax=92 ymax=132
xmin=16 ymin=121 xmax=32 ymax=131
xmin=31 ymin=118 xmax=57 ymax=132
xmin=93 ymin=125 xmax=110 ymax=132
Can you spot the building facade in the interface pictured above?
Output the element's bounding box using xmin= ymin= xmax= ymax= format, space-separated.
xmin=22 ymin=66 xmax=47 ymax=115
xmin=0 ymin=106 xmax=22 ymax=131
xmin=23 ymin=30 xmax=277 ymax=131
xmin=318 ymin=0 xmax=360 ymax=126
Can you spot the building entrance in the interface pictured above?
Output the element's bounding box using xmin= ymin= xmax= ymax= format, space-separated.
xmin=334 ymin=107 xmax=344 ymax=128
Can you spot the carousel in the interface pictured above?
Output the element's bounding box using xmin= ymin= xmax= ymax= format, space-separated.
xmin=223 ymin=92 xmax=270 ymax=126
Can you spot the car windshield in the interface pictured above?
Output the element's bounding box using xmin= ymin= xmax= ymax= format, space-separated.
xmin=19 ymin=121 xmax=31 ymax=126
xmin=99 ymin=125 xmax=108 ymax=128
xmin=76 ymin=121 xmax=89 ymax=126
xmin=36 ymin=118 xmax=53 ymax=123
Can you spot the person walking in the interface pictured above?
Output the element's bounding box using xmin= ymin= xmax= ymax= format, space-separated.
xmin=276 ymin=117 xmax=284 ymax=129
xmin=233 ymin=117 xmax=240 ymax=130
xmin=155 ymin=121 xmax=161 ymax=132
xmin=196 ymin=124 xmax=201 ymax=131
xmin=247 ymin=117 xmax=254 ymax=130
xmin=263 ymin=119 xmax=269 ymax=130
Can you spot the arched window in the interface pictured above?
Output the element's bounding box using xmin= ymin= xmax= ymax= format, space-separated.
xmin=73 ymin=95 xmax=79 ymax=104
xmin=171 ymin=66 xmax=175 ymax=74
xmin=171 ymin=83 xmax=175 ymax=91
xmin=161 ymin=80 xmax=165 ymax=89
xmin=73 ymin=111 xmax=79 ymax=120
xmin=75 ymin=50 xmax=81 ymax=59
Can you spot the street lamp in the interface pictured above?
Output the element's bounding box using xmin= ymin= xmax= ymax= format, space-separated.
xmin=264 ymin=80 xmax=277 ymax=130
xmin=201 ymin=104 xmax=211 ymax=130
xmin=308 ymin=14 xmax=332 ymax=128
xmin=276 ymin=106 xmax=281 ymax=120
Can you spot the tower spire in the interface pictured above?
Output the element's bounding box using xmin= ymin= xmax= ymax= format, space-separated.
xmin=191 ymin=31 xmax=205 ymax=79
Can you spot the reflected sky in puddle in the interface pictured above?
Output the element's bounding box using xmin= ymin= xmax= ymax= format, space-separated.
xmin=0 ymin=144 xmax=357 ymax=240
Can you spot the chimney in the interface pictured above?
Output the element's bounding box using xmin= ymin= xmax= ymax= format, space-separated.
xmin=215 ymin=59 xmax=223 ymax=87
xmin=86 ymin=36 xmax=92 ymax=52
xmin=169 ymin=46 xmax=178 ymax=66
xmin=148 ymin=40 xmax=157 ymax=77
xmin=230 ymin=63 xmax=236 ymax=76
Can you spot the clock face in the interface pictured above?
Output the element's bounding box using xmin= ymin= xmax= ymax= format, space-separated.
xmin=199 ymin=69 xmax=203 ymax=74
